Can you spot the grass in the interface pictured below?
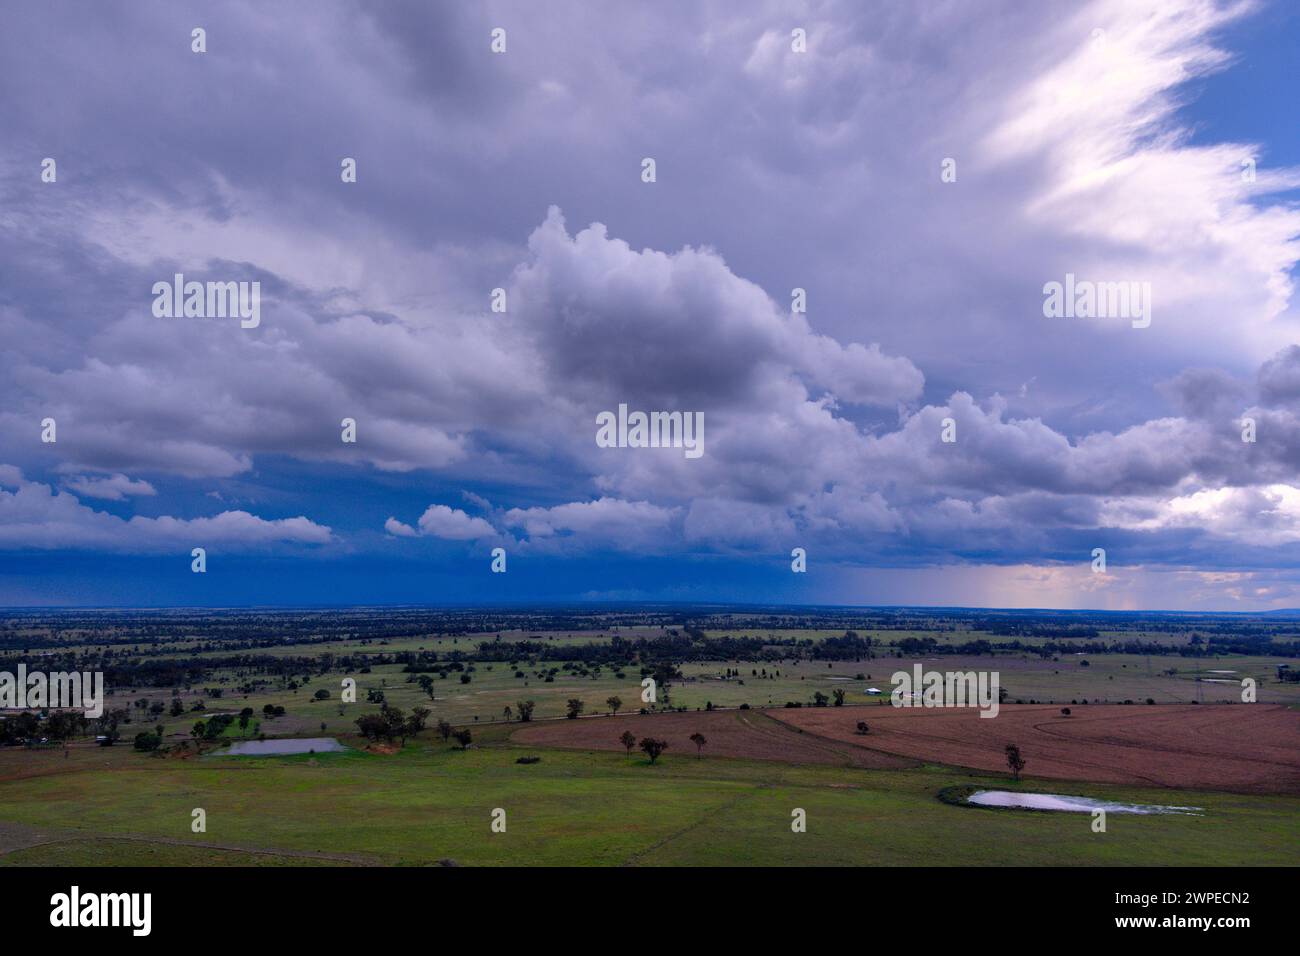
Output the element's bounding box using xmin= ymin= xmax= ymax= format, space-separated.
xmin=0 ymin=839 xmax=348 ymax=866
xmin=1 ymin=729 xmax=1295 ymax=867
xmin=101 ymin=650 xmax=1300 ymax=746
xmin=10 ymin=627 xmax=1298 ymax=867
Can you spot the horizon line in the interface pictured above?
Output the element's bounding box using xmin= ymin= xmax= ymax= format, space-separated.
xmin=2 ymin=600 xmax=1299 ymax=617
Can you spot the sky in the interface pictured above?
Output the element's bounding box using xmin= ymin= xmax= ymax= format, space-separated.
xmin=1 ymin=0 xmax=1299 ymax=610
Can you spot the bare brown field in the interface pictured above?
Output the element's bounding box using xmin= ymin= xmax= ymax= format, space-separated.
xmin=771 ymin=703 xmax=1300 ymax=794
xmin=510 ymin=709 xmax=917 ymax=769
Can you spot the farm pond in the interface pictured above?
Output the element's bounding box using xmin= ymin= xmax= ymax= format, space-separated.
xmin=967 ymin=790 xmax=1202 ymax=815
xmin=217 ymin=737 xmax=348 ymax=756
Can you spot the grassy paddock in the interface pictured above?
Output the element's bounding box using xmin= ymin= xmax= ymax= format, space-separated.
xmin=0 ymin=733 xmax=1294 ymax=867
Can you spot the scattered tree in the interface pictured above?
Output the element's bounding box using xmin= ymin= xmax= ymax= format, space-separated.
xmin=355 ymin=704 xmax=413 ymax=745
xmin=639 ymin=737 xmax=668 ymax=765
xmin=620 ymin=730 xmax=637 ymax=755
xmin=417 ymin=675 xmax=436 ymax=700
xmin=689 ymin=732 xmax=707 ymax=758
xmin=1005 ymin=743 xmax=1026 ymax=781
xmin=408 ymin=706 xmax=430 ymax=736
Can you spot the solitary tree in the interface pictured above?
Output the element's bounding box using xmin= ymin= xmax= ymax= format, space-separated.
xmin=639 ymin=737 xmax=668 ymax=765
xmin=502 ymin=705 xmax=513 ymax=722
xmin=566 ymin=698 xmax=585 ymax=720
xmin=832 ymin=689 xmax=846 ymax=707
xmin=689 ymin=732 xmax=707 ymax=759
xmin=606 ymin=695 xmax=622 ymax=716
xmin=452 ymin=728 xmax=473 ymax=750
xmin=1005 ymin=743 xmax=1026 ymax=781
xmin=620 ymin=730 xmax=637 ymax=755
xmin=516 ymin=700 xmax=535 ymax=723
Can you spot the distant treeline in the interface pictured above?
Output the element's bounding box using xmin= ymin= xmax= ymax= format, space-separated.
xmin=3 ymin=606 xmax=1298 ymax=698
xmin=5 ymin=626 xmax=1297 ymax=699
xmin=5 ymin=605 xmax=1300 ymax=653
xmin=895 ymin=635 xmax=1300 ymax=659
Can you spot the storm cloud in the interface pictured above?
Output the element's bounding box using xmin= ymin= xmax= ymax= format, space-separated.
xmin=1 ymin=0 xmax=1298 ymax=607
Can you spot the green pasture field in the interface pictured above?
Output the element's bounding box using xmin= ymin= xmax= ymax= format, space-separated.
xmin=0 ymin=721 xmax=1294 ymax=867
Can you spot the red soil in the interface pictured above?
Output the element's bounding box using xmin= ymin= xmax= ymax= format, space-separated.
xmin=772 ymin=703 xmax=1300 ymax=794
xmin=510 ymin=709 xmax=916 ymax=770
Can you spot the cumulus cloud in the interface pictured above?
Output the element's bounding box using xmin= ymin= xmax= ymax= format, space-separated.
xmin=383 ymin=517 xmax=419 ymax=538
xmin=1 ymin=0 xmax=1298 ymax=600
xmin=502 ymin=497 xmax=681 ymax=552
xmin=1104 ymin=484 xmax=1300 ymax=546
xmin=511 ymin=207 xmax=924 ymax=411
xmin=62 ymin=473 xmax=157 ymax=501
xmin=386 ymin=505 xmax=497 ymax=541
xmin=0 ymin=469 xmax=331 ymax=552
xmin=416 ymin=505 xmax=497 ymax=539
xmin=1258 ymin=346 xmax=1300 ymax=406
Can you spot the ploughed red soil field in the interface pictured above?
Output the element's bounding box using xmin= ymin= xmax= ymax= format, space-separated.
xmin=772 ymin=703 xmax=1300 ymax=795
xmin=510 ymin=709 xmax=917 ymax=770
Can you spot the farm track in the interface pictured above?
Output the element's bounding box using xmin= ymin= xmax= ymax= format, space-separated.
xmin=620 ymin=787 xmax=764 ymax=866
xmin=734 ymin=709 xmax=921 ymax=770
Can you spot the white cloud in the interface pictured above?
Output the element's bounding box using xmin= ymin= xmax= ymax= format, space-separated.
xmin=415 ymin=504 xmax=497 ymax=540
xmin=0 ymin=469 xmax=331 ymax=551
xmin=1104 ymin=484 xmax=1300 ymax=546
xmin=62 ymin=472 xmax=157 ymax=501
xmin=383 ymin=517 xmax=418 ymax=538
xmin=503 ymin=497 xmax=680 ymax=551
